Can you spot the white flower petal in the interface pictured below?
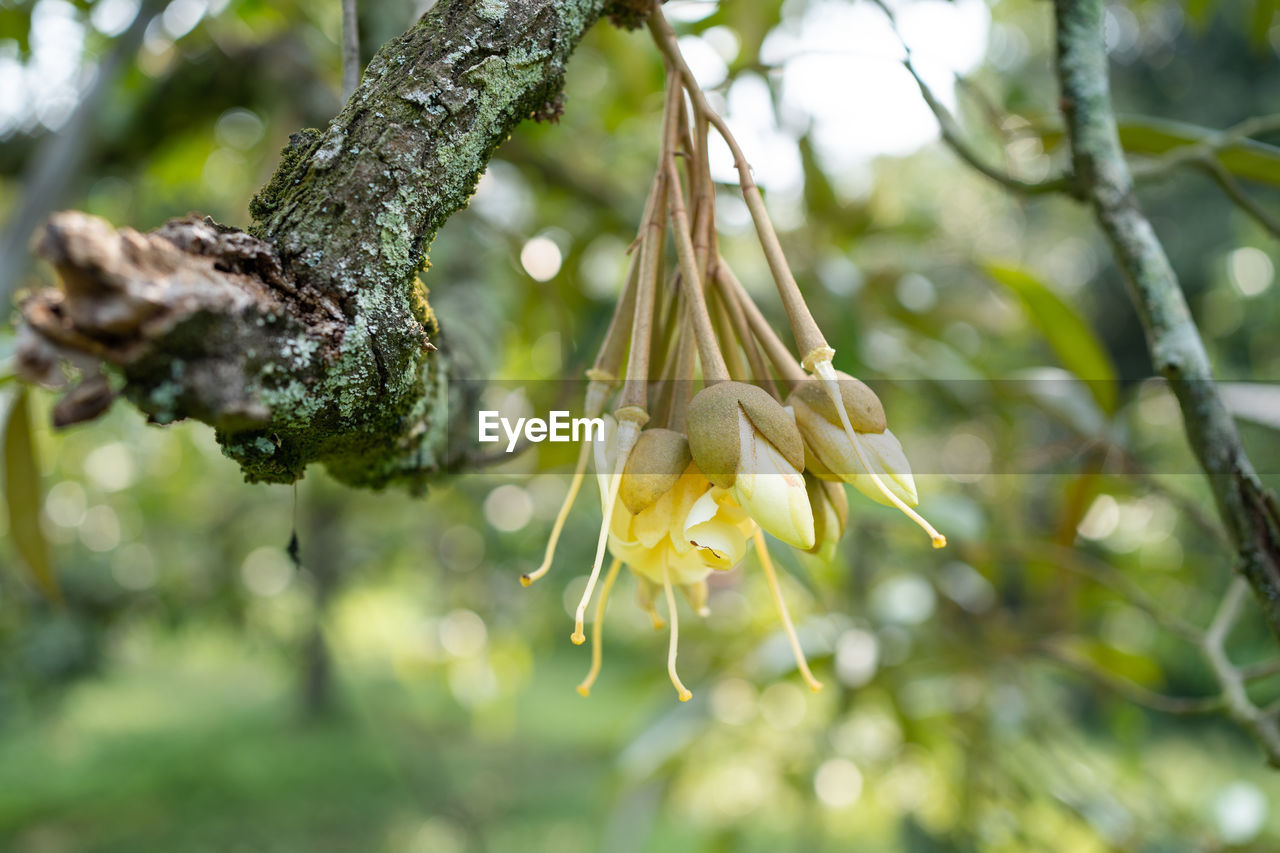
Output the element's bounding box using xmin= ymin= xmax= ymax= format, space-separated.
xmin=733 ymin=411 xmax=814 ymax=549
xmin=849 ymin=429 xmax=918 ymax=507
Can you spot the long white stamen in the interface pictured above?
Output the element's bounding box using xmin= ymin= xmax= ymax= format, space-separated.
xmin=523 ymin=440 xmax=591 ymax=587
xmin=754 ymin=529 xmax=823 ymax=692
xmin=573 ymin=421 xmax=640 ymax=644
xmin=663 ymin=564 xmax=693 ymax=702
xmin=577 ymin=558 xmax=622 ymax=697
xmin=813 ymin=361 xmax=946 ymax=548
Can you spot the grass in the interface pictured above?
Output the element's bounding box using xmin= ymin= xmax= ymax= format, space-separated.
xmin=0 ymin=629 xmax=638 ymax=853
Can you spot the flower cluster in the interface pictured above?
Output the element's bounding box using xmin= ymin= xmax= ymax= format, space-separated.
xmin=521 ymin=5 xmax=945 ymax=702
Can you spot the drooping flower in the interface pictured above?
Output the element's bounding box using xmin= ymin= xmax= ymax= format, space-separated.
xmin=788 ymin=370 xmax=944 ymax=547
xmin=685 ymin=381 xmax=815 ymax=550
xmin=577 ymin=425 xmax=757 ymax=701
xmin=609 ymin=429 xmax=754 ymax=603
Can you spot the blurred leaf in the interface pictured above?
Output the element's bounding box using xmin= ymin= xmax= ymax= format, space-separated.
xmin=1185 ymin=0 xmax=1217 ymax=28
xmin=1221 ymin=382 xmax=1280 ymax=431
xmin=1069 ymin=637 xmax=1165 ymax=687
xmin=799 ymin=132 xmax=838 ymax=217
xmin=1251 ymin=0 xmax=1280 ymax=51
xmin=1044 ymin=115 xmax=1280 ymax=187
xmin=0 ymin=5 xmax=33 ymax=57
xmin=3 ymin=387 xmax=60 ymax=601
xmin=984 ymin=264 xmax=1117 ymax=414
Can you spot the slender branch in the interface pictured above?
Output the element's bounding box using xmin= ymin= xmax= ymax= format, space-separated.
xmin=1196 ymin=156 xmax=1280 ymax=240
xmin=1053 ymin=0 xmax=1280 ymax=642
xmin=1130 ymin=113 xmax=1280 ymax=181
xmin=869 ymin=0 xmax=1074 ymax=198
xmin=1041 ymin=640 xmax=1223 ymax=715
xmin=1200 ymin=578 xmax=1280 ymax=764
xmin=1028 ymin=542 xmax=1280 ymax=761
xmin=1241 ymin=658 xmax=1280 ymax=681
xmin=341 ymin=0 xmax=361 ymax=101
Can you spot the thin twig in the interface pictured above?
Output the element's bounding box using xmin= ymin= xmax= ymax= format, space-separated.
xmin=1240 ymin=658 xmax=1280 ymax=681
xmin=1198 ymin=578 xmax=1280 ymax=763
xmin=1130 ymin=113 xmax=1280 ymax=181
xmin=341 ymin=0 xmax=361 ymax=101
xmin=1196 ymin=156 xmax=1280 ymax=240
xmin=1041 ymin=640 xmax=1223 ymax=715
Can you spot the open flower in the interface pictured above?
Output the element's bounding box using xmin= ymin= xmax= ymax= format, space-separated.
xmin=576 ymin=426 xmax=757 ymax=701
xmin=610 ymin=428 xmax=755 ymax=605
xmin=685 ymin=381 xmax=815 ymax=550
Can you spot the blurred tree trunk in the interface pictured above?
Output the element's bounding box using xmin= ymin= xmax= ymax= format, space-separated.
xmin=300 ymin=488 xmax=342 ymax=719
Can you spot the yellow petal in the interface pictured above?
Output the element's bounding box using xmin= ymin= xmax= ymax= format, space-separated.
xmin=632 ymin=487 xmax=676 ymax=549
xmin=684 ymin=491 xmax=749 ymax=570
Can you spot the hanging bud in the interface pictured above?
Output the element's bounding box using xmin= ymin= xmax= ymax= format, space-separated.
xmin=805 ymin=474 xmax=848 ymax=560
xmin=788 ymin=371 xmax=886 ymax=434
xmin=788 ymin=373 xmax=918 ymax=507
xmin=686 ymin=381 xmax=814 ymax=550
xmin=619 ymin=428 xmax=693 ymax=515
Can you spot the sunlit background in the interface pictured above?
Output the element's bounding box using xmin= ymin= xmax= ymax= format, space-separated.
xmin=3 ymin=0 xmax=1280 ymax=850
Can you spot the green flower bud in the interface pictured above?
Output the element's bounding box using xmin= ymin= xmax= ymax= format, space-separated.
xmin=619 ymin=428 xmax=693 ymax=515
xmin=786 ymin=371 xmax=886 ymax=434
xmin=686 ymin=381 xmax=805 ymax=489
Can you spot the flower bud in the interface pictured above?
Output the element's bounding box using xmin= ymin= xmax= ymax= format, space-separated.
xmin=805 ymin=474 xmax=848 ymax=558
xmin=619 ymin=428 xmax=693 ymax=516
xmin=788 ymin=371 xmax=886 ymax=434
xmin=685 ymin=381 xmax=805 ymax=488
xmin=787 ymin=374 xmax=918 ymax=508
xmin=686 ymin=381 xmax=814 ymax=550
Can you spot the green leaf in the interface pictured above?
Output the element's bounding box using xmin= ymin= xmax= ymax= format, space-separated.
xmin=984 ymin=263 xmax=1118 ymax=414
xmin=1119 ymin=116 xmax=1280 ymax=186
xmin=3 ymin=388 xmax=60 ymax=601
xmin=1185 ymin=0 xmax=1217 ymax=28
xmin=1039 ymin=115 xmax=1280 ymax=188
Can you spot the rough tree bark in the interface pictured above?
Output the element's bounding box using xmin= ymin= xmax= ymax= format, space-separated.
xmin=17 ymin=0 xmax=638 ymax=489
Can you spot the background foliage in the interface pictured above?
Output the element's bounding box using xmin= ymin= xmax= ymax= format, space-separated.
xmin=3 ymin=0 xmax=1280 ymax=850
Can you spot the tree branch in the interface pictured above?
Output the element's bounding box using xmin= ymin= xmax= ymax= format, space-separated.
xmin=17 ymin=0 xmax=616 ymax=489
xmin=1053 ymin=0 xmax=1280 ymax=640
